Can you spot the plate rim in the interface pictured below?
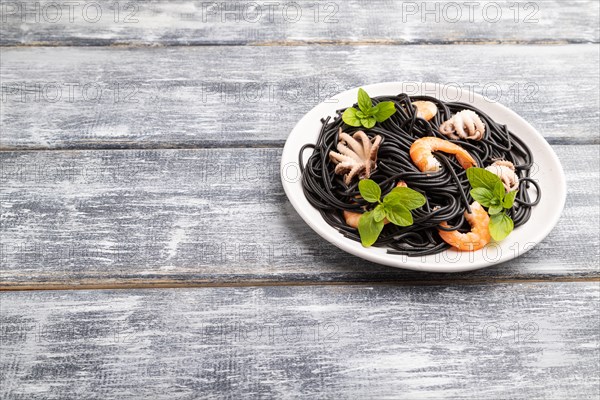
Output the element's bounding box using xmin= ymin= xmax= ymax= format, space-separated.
xmin=280 ymin=82 xmax=567 ymax=273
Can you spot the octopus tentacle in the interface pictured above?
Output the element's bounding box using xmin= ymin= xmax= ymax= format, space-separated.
xmin=439 ymin=110 xmax=485 ymax=141
xmin=329 ymin=129 xmax=382 ymax=185
xmin=339 ymin=131 xmax=366 ymax=158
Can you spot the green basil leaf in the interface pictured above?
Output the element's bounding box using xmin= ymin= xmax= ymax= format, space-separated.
xmin=488 ymin=204 xmax=503 ymax=215
xmin=372 ymin=101 xmax=396 ymax=122
xmin=382 ymin=192 xmax=401 ymax=206
xmin=357 ymin=88 xmax=373 ymax=114
xmin=493 ymin=180 xmax=506 ymax=200
xmin=358 ymin=179 xmax=381 ymax=203
xmin=360 ymin=117 xmax=376 ymax=129
xmin=358 ymin=211 xmax=385 ymax=247
xmin=373 ymin=204 xmax=386 ymax=222
xmin=342 ymin=107 xmax=362 ymax=127
xmin=470 ymin=187 xmax=494 ymax=207
xmin=489 ymin=212 xmax=514 ymax=241
xmin=387 ymin=187 xmax=426 ymax=210
xmin=503 ymin=190 xmax=518 ymax=209
xmin=356 ymin=110 xmax=366 ymax=118
xmin=367 ymin=103 xmax=379 ymax=117
xmin=466 ymin=167 xmax=503 ymax=192
xmin=385 ymin=204 xmax=413 ymax=226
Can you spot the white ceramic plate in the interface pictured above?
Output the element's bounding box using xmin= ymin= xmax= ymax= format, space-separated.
xmin=280 ymin=82 xmax=566 ymax=272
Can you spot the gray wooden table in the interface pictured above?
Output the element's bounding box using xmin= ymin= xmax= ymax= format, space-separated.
xmin=1 ymin=1 xmax=599 ymax=398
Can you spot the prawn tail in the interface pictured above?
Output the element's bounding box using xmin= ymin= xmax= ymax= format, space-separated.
xmin=455 ymin=152 xmax=477 ymax=170
xmin=438 ymin=228 xmax=487 ymax=251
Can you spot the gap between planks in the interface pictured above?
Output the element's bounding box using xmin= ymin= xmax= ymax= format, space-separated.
xmin=0 ymin=142 xmax=287 ymax=152
xmin=0 ymin=136 xmax=597 ymax=152
xmin=2 ymin=276 xmax=599 ymax=292
xmin=1 ymin=39 xmax=598 ymax=48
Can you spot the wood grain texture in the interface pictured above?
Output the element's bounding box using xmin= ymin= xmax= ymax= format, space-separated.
xmin=1 ymin=0 xmax=598 ymax=46
xmin=1 ymin=283 xmax=599 ymax=399
xmin=1 ymin=145 xmax=597 ymax=289
xmin=1 ymin=44 xmax=598 ymax=150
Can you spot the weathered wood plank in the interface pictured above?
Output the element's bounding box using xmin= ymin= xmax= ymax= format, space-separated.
xmin=1 ymin=45 xmax=598 ymax=150
xmin=1 ymin=283 xmax=598 ymax=399
xmin=1 ymin=145 xmax=597 ymax=289
xmin=1 ymin=0 xmax=598 ymax=46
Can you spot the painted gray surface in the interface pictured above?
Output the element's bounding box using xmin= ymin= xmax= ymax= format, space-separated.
xmin=1 ymin=45 xmax=599 ymax=149
xmin=1 ymin=145 xmax=598 ymax=289
xmin=1 ymin=283 xmax=599 ymax=399
xmin=1 ymin=0 xmax=598 ymax=46
xmin=1 ymin=0 xmax=599 ymax=398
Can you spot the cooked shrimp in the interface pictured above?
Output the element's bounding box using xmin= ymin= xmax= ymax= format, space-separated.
xmin=438 ymin=202 xmax=491 ymax=251
xmin=343 ymin=211 xmax=362 ymax=229
xmin=344 ymin=181 xmax=407 ymax=228
xmin=412 ymin=101 xmax=438 ymax=121
xmin=410 ymin=137 xmax=477 ymax=172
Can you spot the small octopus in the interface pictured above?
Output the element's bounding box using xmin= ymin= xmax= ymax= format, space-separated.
xmin=439 ymin=110 xmax=485 ymax=141
xmin=329 ymin=129 xmax=382 ymax=185
xmin=485 ymin=160 xmax=519 ymax=192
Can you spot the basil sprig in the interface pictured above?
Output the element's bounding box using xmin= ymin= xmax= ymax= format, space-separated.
xmin=342 ymin=88 xmax=396 ymax=129
xmin=466 ymin=167 xmax=518 ymax=241
xmin=357 ymin=179 xmax=426 ymax=247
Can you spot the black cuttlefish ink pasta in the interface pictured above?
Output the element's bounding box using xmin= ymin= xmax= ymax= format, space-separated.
xmin=299 ymin=93 xmax=541 ymax=257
